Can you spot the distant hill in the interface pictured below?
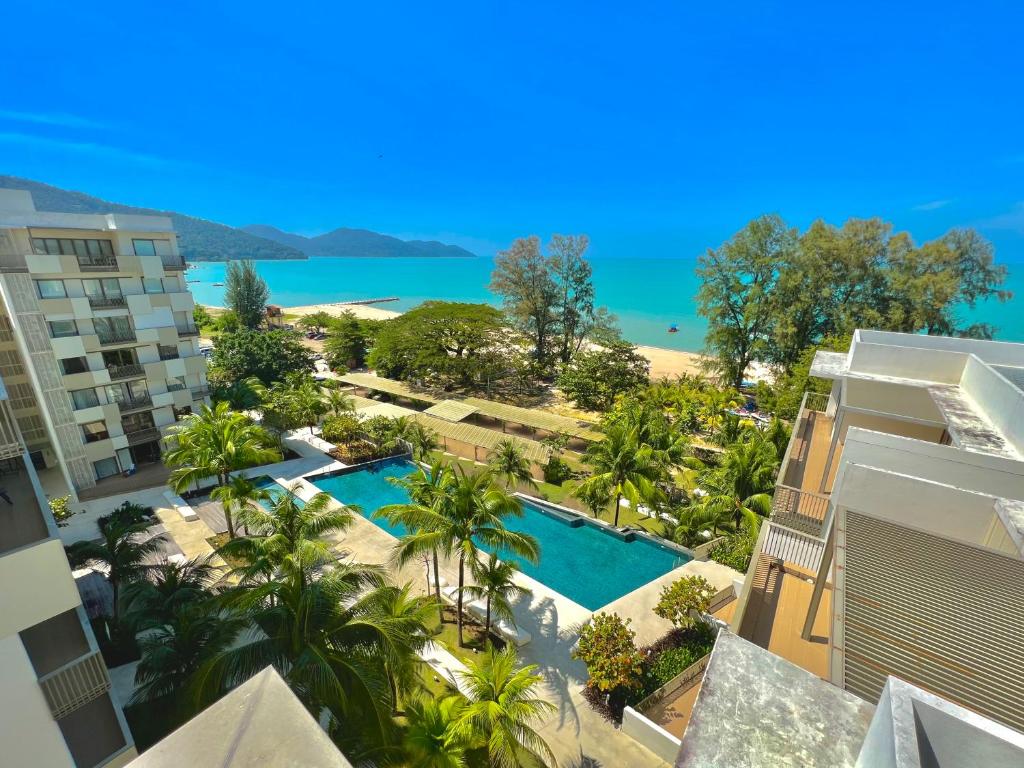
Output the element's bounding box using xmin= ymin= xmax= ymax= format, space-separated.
xmin=0 ymin=176 xmax=305 ymax=262
xmin=242 ymin=224 xmax=476 ymax=258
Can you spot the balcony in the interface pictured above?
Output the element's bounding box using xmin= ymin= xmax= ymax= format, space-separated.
xmin=87 ymin=295 xmax=127 ymax=309
xmin=97 ymin=329 xmax=136 ymax=346
xmin=0 ymin=460 xmax=50 ymax=557
xmin=77 ymin=257 xmax=118 ymax=271
xmin=176 ymin=325 xmax=200 ymax=338
xmin=106 ymin=363 xmax=144 ymax=381
xmin=191 ymin=385 xmax=211 ymax=400
xmin=124 ymin=426 xmax=161 ymax=445
xmin=162 ymin=255 xmax=187 ymax=270
xmin=117 ymin=396 xmax=153 ymax=413
xmin=159 ymin=346 xmax=180 ymax=361
xmin=38 ymin=650 xmax=111 ymax=720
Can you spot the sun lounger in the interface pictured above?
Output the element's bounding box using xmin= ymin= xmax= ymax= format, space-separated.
xmin=163 ymin=491 xmax=198 ymax=521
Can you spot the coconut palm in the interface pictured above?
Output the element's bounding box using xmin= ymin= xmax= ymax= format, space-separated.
xmin=701 ymin=388 xmax=740 ymax=440
xmin=366 ymin=583 xmax=437 ymax=714
xmin=379 ymin=461 xmax=455 ymax=622
xmin=763 ymin=418 xmax=792 ymax=462
xmin=403 ymin=695 xmax=471 ymax=768
xmin=721 ymin=434 xmax=779 ymax=502
xmin=210 ymin=474 xmax=270 ymax=540
xmin=325 ymin=387 xmax=355 ymax=417
xmin=289 ymin=374 xmax=331 ymax=434
xmin=391 ymin=468 xmax=539 ymax=646
xmin=192 ymin=563 xmax=402 ymax=748
xmin=575 ymin=424 xmax=664 ymax=527
xmin=403 ymin=421 xmax=439 ymax=462
xmin=487 ymin=438 xmax=537 ymax=491
xmin=121 ymin=555 xmax=218 ymax=632
xmin=574 ymin=476 xmax=613 ymax=518
xmin=665 ymin=503 xmax=734 ymax=548
xmin=131 ymin=604 xmax=245 ymax=716
xmin=164 ymin=401 xmax=281 ymax=505
xmin=462 ymin=553 xmax=531 ymax=635
xmin=213 ymin=375 xmax=266 ymax=411
xmin=218 ymin=486 xmax=352 ymax=585
xmin=66 ymin=518 xmax=165 ymax=625
xmin=455 ymin=646 xmax=558 ymax=768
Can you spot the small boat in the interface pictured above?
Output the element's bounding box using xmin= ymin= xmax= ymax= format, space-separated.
xmin=212 ymin=282 xmax=224 ymax=287
xmin=667 ymin=323 xmax=679 ymax=333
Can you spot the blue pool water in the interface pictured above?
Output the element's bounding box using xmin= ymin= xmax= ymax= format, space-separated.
xmin=250 ymin=475 xmax=304 ymax=508
xmin=309 ymin=457 xmax=690 ymax=610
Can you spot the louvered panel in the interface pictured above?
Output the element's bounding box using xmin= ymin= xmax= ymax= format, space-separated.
xmin=762 ymin=523 xmax=824 ymax=572
xmin=842 ymin=512 xmax=1024 ymax=732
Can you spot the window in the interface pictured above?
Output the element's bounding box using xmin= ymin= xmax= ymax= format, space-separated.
xmin=31 ymin=238 xmax=113 ymax=258
xmin=173 ymin=405 xmax=192 ymax=421
xmin=70 ymin=388 xmax=100 ymax=410
xmin=48 ymin=320 xmax=79 ymax=338
xmin=36 ymin=280 xmax=66 ymax=299
xmin=158 ymin=344 xmax=179 ymax=360
xmin=143 ymin=278 xmax=164 ymax=294
xmin=93 ymin=457 xmax=120 ymax=479
xmin=83 ymin=278 xmax=123 ymax=299
xmin=132 ymin=239 xmax=173 ymax=257
xmin=81 ymin=421 xmax=109 ymax=444
xmin=59 ymin=357 xmax=89 ymax=375
xmin=93 ymin=316 xmax=133 ymax=337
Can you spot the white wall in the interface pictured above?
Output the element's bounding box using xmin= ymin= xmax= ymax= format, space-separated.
xmin=960 ymin=356 xmax=1024 ymax=454
xmin=0 ymin=634 xmax=74 ymax=768
xmin=848 ymin=342 xmax=967 ymax=384
xmin=621 ymin=706 xmax=683 ymax=764
xmin=0 ymin=539 xmax=82 ymax=637
xmin=844 ymin=378 xmax=944 ymax=422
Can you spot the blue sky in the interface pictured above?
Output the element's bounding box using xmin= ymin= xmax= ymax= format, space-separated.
xmin=2 ymin=1 xmax=1023 ymax=261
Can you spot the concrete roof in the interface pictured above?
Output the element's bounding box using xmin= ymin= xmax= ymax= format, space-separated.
xmin=128 ymin=667 xmax=353 ymax=768
xmin=675 ymin=632 xmax=874 ymax=768
xmin=928 ymin=384 xmax=1019 ymax=460
xmin=809 ymin=350 xmax=849 ymax=379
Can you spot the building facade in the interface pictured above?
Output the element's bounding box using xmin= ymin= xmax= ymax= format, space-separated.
xmin=0 ymin=374 xmax=135 ymax=766
xmin=731 ymin=330 xmax=1024 ymax=733
xmin=0 ymin=189 xmax=209 ymax=497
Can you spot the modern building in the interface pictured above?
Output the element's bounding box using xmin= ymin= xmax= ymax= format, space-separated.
xmin=731 ymin=330 xmax=1024 ymax=733
xmin=0 ymin=373 xmax=136 ymax=767
xmin=0 ymin=189 xmax=209 ymax=499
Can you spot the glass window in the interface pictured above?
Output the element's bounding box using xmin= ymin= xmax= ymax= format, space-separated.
xmin=59 ymin=357 xmax=89 ymax=375
xmin=31 ymin=238 xmax=47 ymax=255
xmin=85 ymin=240 xmax=100 ymax=257
xmin=44 ymin=238 xmax=59 ymax=254
xmin=48 ymin=320 xmax=78 ymax=338
xmin=72 ymin=240 xmax=88 ymax=258
xmin=93 ymin=456 xmax=120 ymax=479
xmin=82 ymin=279 xmax=102 ymax=298
xmin=132 ymin=239 xmax=156 ymax=256
xmin=82 ymin=422 xmax=109 ymax=444
xmin=36 ymin=280 xmax=66 ymax=299
xmin=102 ymin=278 xmax=121 ymax=297
xmin=99 ymin=240 xmax=113 ymax=257
xmin=143 ymin=278 xmax=163 ymax=294
xmin=58 ymin=239 xmax=74 ymax=255
xmin=153 ymin=240 xmax=173 ymax=257
xmin=70 ymin=388 xmax=100 ymax=410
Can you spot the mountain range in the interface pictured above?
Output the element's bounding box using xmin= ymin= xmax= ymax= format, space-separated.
xmin=0 ymin=176 xmax=475 ymax=261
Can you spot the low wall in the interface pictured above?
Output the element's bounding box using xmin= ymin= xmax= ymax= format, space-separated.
xmin=621 ymin=707 xmax=682 ymax=764
xmin=692 ymin=535 xmax=727 ymax=560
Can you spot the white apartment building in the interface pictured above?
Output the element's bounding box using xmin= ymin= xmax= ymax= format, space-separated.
xmin=0 ymin=189 xmax=209 ymax=499
xmin=0 ymin=373 xmax=136 ymax=767
xmin=731 ymin=330 xmax=1024 ymax=733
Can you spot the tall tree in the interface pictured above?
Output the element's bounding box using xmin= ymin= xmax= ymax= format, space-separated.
xmin=549 ymin=233 xmax=595 ymax=362
xmin=490 ymin=236 xmax=561 ymax=368
xmin=487 ymin=438 xmax=537 ymax=491
xmin=696 ymin=214 xmax=795 ymax=388
xmin=462 ymin=553 xmax=531 ymax=634
xmin=454 ymin=646 xmax=558 ymax=768
xmin=224 ymin=259 xmax=270 ymax=329
xmin=121 ymin=555 xmax=219 ymax=633
xmin=210 ymin=328 xmax=314 ymax=386
xmin=402 ymin=695 xmax=470 ymax=768
xmin=557 ymin=341 xmax=650 ymax=411
xmin=210 ymin=474 xmax=269 ymax=540
xmin=575 ymin=424 xmax=663 ymax=527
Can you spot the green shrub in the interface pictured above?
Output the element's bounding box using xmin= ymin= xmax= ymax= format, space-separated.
xmin=543 ymin=456 xmax=573 ymax=485
xmin=49 ymin=495 xmax=74 ymax=527
xmin=573 ymin=613 xmax=645 ymax=693
xmin=709 ymin=530 xmax=756 ymax=572
xmin=654 ymin=575 xmax=715 ymax=629
xmin=321 ymin=413 xmax=362 ymax=446
xmin=98 ymin=502 xmax=154 ymax=533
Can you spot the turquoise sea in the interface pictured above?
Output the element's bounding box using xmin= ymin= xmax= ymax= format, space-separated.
xmin=186 ymin=256 xmax=1024 ymax=353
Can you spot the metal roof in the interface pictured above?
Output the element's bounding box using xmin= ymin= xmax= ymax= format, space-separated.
xmin=413 ymin=412 xmax=551 ymax=464
xmin=461 ymin=397 xmax=601 ymax=440
xmin=338 ymin=372 xmax=440 ymax=403
xmin=423 ymin=399 xmax=479 ymax=422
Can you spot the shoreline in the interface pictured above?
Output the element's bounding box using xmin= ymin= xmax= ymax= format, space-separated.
xmin=282 ymin=301 xmax=712 ymax=380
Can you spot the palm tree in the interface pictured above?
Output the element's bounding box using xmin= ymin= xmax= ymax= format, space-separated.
xmin=575 ymin=424 xmax=663 ymax=527
xmin=213 ymin=375 xmax=266 ymax=411
xmin=487 ymin=438 xmax=537 ymax=491
xmin=455 ymin=646 xmax=558 ymax=768
xmin=665 ymin=502 xmax=734 ymax=548
xmin=764 ymin=418 xmax=792 ymax=462
xmin=193 ymin=563 xmax=404 ymax=748
xmin=721 ymin=434 xmax=779 ymax=503
xmin=696 ymin=469 xmax=770 ymax=532
xmin=701 ymin=388 xmax=740 ymax=440
xmin=290 ymin=374 xmax=330 ymax=434
xmin=121 ymin=555 xmax=218 ymax=632
xmin=325 ymin=387 xmax=355 ymax=417
xmin=462 ymin=553 xmax=531 ymax=635
xmin=391 ymin=468 xmax=539 ymax=647
xmin=574 ymin=476 xmax=612 ymax=518
xmin=218 ymin=486 xmax=352 ymax=585
xmin=403 ymin=421 xmax=439 ymax=462
xmin=365 ymin=583 xmax=437 ymax=714
xmin=210 ymin=474 xmax=270 ymax=539
xmin=164 ymin=401 xmax=281 ymax=503
xmin=131 ymin=604 xmax=244 ymax=717
xmin=403 ymin=695 xmax=470 ymax=768
xmin=66 ymin=518 xmax=165 ymax=625
xmin=379 ymin=461 xmax=454 ymax=623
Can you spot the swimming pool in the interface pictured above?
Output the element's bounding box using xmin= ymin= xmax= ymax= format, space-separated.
xmin=249 ymin=475 xmax=303 ymax=508
xmin=309 ymin=457 xmax=690 ymax=610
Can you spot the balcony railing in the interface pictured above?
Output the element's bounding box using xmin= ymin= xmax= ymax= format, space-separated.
xmin=804 ymin=391 xmax=830 ymax=414
xmin=117 ymin=396 xmax=152 ymax=413
xmin=177 ymin=325 xmax=200 ymax=338
xmin=38 ymin=651 xmax=111 ymax=719
xmin=191 ymin=386 xmax=211 ymax=400
xmin=97 ymin=330 xmax=136 ymax=345
xmin=124 ymin=427 xmax=160 ymax=445
xmin=77 ymin=257 xmax=118 ymax=271
xmin=771 ymin=485 xmax=830 ymax=538
xmin=88 ymin=295 xmax=126 ymax=309
xmin=161 ymin=255 xmax=187 ymax=270
xmin=159 ymin=346 xmax=180 ymax=361
xmin=106 ymin=363 xmax=144 ymax=380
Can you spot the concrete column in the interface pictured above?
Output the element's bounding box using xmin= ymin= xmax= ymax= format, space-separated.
xmin=819 ymin=407 xmax=844 ymax=493
xmin=802 ymin=521 xmax=835 ymax=641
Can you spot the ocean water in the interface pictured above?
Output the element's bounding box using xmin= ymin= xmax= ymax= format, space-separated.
xmin=310 ymin=457 xmax=688 ymax=610
xmin=186 ymin=256 xmax=1024 ymax=352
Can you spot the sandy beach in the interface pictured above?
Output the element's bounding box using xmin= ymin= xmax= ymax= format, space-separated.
xmin=283 ymin=301 xmax=710 ymax=380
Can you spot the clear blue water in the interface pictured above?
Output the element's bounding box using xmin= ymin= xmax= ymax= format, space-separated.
xmin=187 ymin=255 xmax=1024 ymax=352
xmin=309 ymin=457 xmax=690 ymax=610
xmin=250 ymin=475 xmax=303 ymax=508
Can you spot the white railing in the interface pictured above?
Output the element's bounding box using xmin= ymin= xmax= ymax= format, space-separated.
xmin=38 ymin=651 xmax=111 ymax=719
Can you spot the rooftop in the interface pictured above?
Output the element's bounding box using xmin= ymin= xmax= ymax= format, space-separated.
xmin=127 ymin=667 xmax=353 ymax=768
